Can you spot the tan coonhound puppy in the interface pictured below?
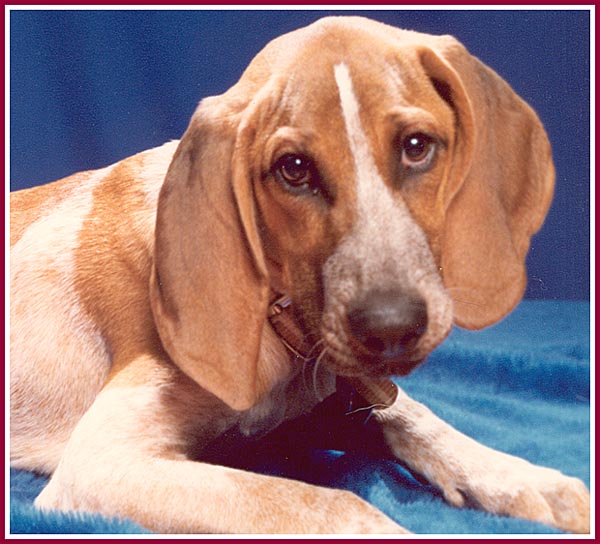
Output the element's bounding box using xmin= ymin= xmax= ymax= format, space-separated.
xmin=10 ymin=17 xmax=589 ymax=534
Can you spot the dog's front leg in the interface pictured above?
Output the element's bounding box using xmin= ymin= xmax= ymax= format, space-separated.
xmin=373 ymin=387 xmax=590 ymax=533
xmin=35 ymin=372 xmax=406 ymax=534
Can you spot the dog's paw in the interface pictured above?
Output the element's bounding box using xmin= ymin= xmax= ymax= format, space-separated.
xmin=378 ymin=395 xmax=589 ymax=534
xmin=436 ymin=451 xmax=590 ymax=534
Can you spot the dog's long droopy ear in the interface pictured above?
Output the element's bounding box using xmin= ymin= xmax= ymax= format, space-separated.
xmin=150 ymin=96 xmax=270 ymax=411
xmin=419 ymin=40 xmax=555 ymax=329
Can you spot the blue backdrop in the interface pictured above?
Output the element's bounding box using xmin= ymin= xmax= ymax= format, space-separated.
xmin=9 ymin=9 xmax=590 ymax=301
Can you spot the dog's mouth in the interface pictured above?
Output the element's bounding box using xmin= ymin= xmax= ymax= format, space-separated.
xmin=268 ymin=294 xmax=425 ymax=379
xmin=321 ymin=341 xmax=426 ymax=379
xmin=269 ymin=296 xmax=425 ymax=406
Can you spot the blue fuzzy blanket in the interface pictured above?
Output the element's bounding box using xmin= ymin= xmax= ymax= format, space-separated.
xmin=10 ymin=300 xmax=590 ymax=535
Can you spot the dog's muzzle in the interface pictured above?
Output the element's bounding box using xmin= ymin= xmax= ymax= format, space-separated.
xmin=268 ymin=294 xmax=398 ymax=409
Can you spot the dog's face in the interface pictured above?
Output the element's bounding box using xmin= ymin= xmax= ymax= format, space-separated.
xmin=251 ymin=32 xmax=456 ymax=378
xmin=151 ymin=17 xmax=555 ymax=410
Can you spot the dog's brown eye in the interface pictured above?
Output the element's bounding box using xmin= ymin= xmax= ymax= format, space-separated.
xmin=401 ymin=133 xmax=435 ymax=168
xmin=276 ymin=155 xmax=312 ymax=185
xmin=273 ymin=154 xmax=319 ymax=194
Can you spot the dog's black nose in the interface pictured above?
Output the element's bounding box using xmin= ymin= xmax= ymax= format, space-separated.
xmin=347 ymin=290 xmax=428 ymax=361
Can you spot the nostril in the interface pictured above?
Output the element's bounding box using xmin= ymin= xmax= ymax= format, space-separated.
xmin=347 ymin=290 xmax=428 ymax=360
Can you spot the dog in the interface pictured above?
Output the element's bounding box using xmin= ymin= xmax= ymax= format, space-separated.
xmin=10 ymin=16 xmax=590 ymax=534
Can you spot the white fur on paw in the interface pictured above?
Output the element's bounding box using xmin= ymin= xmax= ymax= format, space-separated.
xmin=439 ymin=453 xmax=590 ymax=534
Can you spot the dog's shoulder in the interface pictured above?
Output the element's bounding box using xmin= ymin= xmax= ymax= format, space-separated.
xmin=10 ymin=140 xmax=179 ymax=248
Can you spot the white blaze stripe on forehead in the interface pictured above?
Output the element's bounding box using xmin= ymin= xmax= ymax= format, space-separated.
xmin=333 ymin=62 xmax=386 ymax=207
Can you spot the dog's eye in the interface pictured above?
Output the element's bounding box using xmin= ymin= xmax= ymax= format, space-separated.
xmin=275 ymin=154 xmax=312 ymax=186
xmin=273 ymin=154 xmax=320 ymax=194
xmin=401 ymin=133 xmax=436 ymax=169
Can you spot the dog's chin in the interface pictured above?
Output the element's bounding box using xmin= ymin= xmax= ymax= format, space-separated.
xmin=322 ymin=345 xmax=426 ymax=380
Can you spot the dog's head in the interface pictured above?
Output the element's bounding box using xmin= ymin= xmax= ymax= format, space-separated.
xmin=150 ymin=17 xmax=555 ymax=410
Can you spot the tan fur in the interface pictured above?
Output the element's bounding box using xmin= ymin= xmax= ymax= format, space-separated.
xmin=10 ymin=16 xmax=588 ymax=534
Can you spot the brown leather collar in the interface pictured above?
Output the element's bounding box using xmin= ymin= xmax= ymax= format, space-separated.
xmin=268 ymin=294 xmax=398 ymax=409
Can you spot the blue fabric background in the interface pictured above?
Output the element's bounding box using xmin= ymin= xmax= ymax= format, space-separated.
xmin=8 ymin=8 xmax=591 ymax=536
xmin=10 ymin=301 xmax=590 ymax=535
